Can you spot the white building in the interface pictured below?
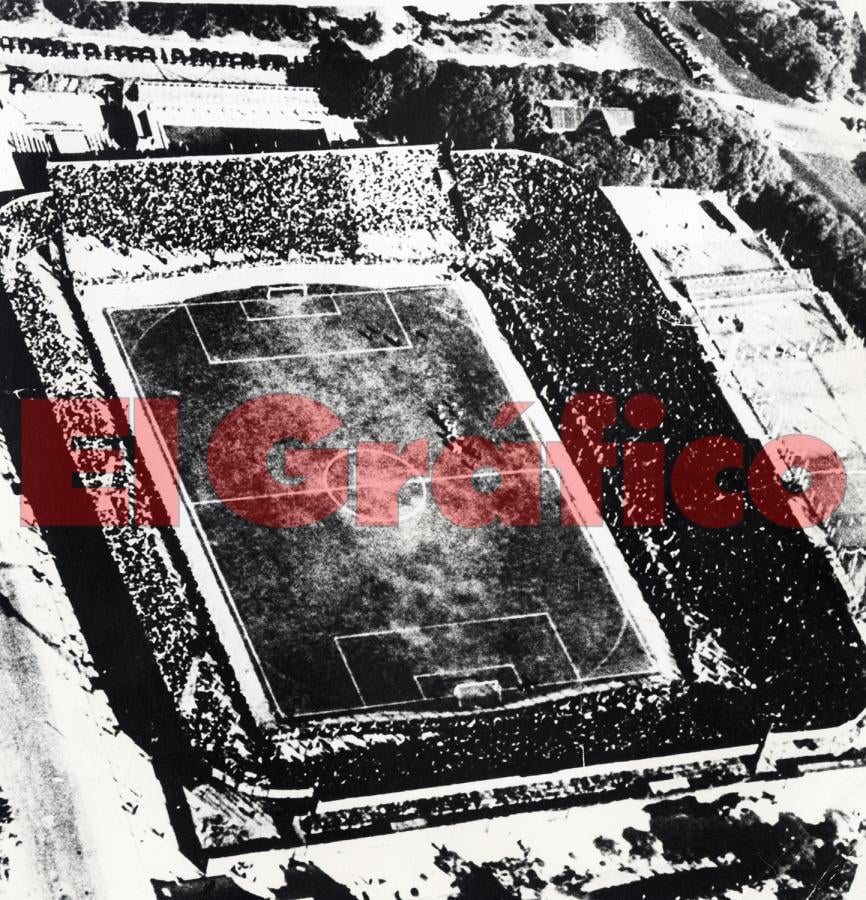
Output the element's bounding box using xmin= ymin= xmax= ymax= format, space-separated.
xmin=604 ymin=185 xmax=866 ymax=616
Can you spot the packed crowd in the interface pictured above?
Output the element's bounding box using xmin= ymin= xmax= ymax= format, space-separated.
xmin=0 ymin=209 xmax=261 ymax=783
xmin=0 ymin=195 xmax=55 ymax=269
xmin=451 ymin=150 xmax=866 ymax=727
xmin=51 ymin=148 xmax=455 ymax=283
xmin=278 ymin=678 xmax=735 ymax=799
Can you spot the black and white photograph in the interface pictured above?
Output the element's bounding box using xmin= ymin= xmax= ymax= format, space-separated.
xmin=1 ymin=0 xmax=866 ymax=897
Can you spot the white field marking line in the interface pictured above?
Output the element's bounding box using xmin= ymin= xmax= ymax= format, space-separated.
xmin=189 ymin=466 xmax=543 ymax=507
xmin=201 ymin=289 xmax=414 ymax=363
xmin=240 ymin=293 xmax=340 ymax=322
xmin=115 ymin=286 xmax=421 ymax=365
xmin=582 ymin=615 xmax=630 ymax=680
xmin=296 ymin=670 xmax=580 ymax=719
xmin=414 ymin=663 xmax=522 ymax=698
xmin=294 ymin=694 xmax=446 ymax=719
xmin=535 ymin=677 xmax=582 ymax=690
xmin=326 ymin=617 xmax=577 ymax=712
xmin=105 ymin=308 xmax=280 ymax=715
xmin=544 ymin=611 xmax=583 ymax=682
xmin=105 ymin=313 xmax=182 ymax=513
xmin=266 ymin=283 xmax=308 ymax=300
xmin=107 ymin=304 xmax=185 ymax=363
xmin=455 ymin=278 xmax=670 ymax=676
xmin=340 ymin=475 xmax=429 ymax=525
xmin=334 ymin=613 xmax=580 ymax=696
xmin=138 ymin=284 xmax=444 ymax=309
xmin=333 ymin=637 xmax=366 ymax=706
xmin=183 ymin=305 xmax=217 ymax=365
xmin=204 ymin=338 xmax=413 ymax=366
xmin=383 ymin=288 xmax=415 ymax=349
xmin=580 ymin=665 xmax=661 ymax=685
xmin=414 ymin=663 xmax=522 ymax=685
xmin=335 ymin=611 xmax=550 ymax=644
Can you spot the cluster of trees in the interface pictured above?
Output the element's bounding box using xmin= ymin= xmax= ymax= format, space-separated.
xmin=43 ymin=0 xmax=125 ymax=30
xmin=531 ymin=83 xmax=866 ymax=335
xmin=314 ymin=37 xmax=515 ymax=148
xmin=39 ymin=0 xmax=383 ymax=45
xmin=0 ymin=0 xmax=36 ymax=20
xmin=520 ymin=77 xmax=785 ymax=202
xmin=540 ymin=5 xmax=624 ymax=48
xmin=313 ymin=36 xmax=866 ymax=338
xmin=855 ymin=13 xmax=866 ymax=95
xmin=430 ymin=798 xmax=856 ymax=899
xmin=693 ymin=0 xmax=858 ymax=100
xmin=742 ymin=180 xmax=866 ymax=334
xmin=130 ymin=4 xmax=329 ymax=41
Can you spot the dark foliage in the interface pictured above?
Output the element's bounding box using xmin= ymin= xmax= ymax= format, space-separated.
xmin=44 ymin=0 xmax=126 ymax=29
xmin=692 ymin=0 xmax=856 ymax=100
xmin=0 ymin=0 xmax=36 ymax=20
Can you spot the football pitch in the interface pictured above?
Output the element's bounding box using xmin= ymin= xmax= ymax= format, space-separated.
xmin=106 ymin=282 xmax=658 ymax=718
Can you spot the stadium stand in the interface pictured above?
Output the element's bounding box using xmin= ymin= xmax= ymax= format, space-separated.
xmin=0 ymin=195 xmax=267 ymax=787
xmin=3 ymin=145 xmax=865 ymax=818
xmin=50 ymin=148 xmax=458 ymax=286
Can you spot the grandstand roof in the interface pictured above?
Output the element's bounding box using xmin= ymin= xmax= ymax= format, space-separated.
xmin=580 ymin=107 xmax=636 ymax=138
xmin=6 ymin=89 xmax=105 ymax=132
xmin=134 ymin=80 xmax=340 ymax=131
xmin=541 ymin=101 xmax=635 ymax=136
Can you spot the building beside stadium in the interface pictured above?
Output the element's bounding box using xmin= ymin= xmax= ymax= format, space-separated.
xmin=603 ymin=185 xmax=866 ymax=613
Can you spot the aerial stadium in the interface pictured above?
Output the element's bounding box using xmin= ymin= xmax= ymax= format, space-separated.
xmin=1 ymin=144 xmax=865 ymax=857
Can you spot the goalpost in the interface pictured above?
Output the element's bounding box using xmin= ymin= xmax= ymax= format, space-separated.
xmin=265 ymin=283 xmax=308 ymax=302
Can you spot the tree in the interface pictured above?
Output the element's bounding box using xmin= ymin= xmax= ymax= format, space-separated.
xmin=348 ymin=68 xmax=395 ymax=121
xmin=377 ymin=45 xmax=438 ymax=137
xmin=311 ymin=35 xmax=375 ymax=119
xmin=697 ymin=0 xmax=856 ymax=100
xmin=853 ymin=13 xmax=866 ymax=92
xmin=181 ymin=6 xmax=224 ymax=40
xmin=629 ymin=91 xmax=784 ymax=201
xmin=380 ymin=45 xmax=438 ymax=102
xmin=854 ymin=152 xmax=866 ymax=185
xmin=127 ymin=2 xmax=184 ymax=35
xmin=419 ymin=63 xmax=515 ymax=147
xmin=741 ymin=179 xmax=866 ymax=338
xmin=247 ymin=9 xmax=288 ymax=42
xmin=536 ymin=132 xmax=642 ymax=187
xmin=569 ymin=9 xmax=625 ymax=46
xmin=44 ymin=0 xmax=126 ymax=29
xmin=0 ymin=0 xmax=37 ymax=20
xmin=335 ymin=11 xmax=384 ymax=46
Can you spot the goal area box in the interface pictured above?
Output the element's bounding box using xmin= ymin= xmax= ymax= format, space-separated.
xmin=240 ymin=285 xmax=340 ymax=322
xmin=418 ymin=666 xmax=519 ymax=707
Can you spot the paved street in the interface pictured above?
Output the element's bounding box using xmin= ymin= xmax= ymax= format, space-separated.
xmin=0 ymin=430 xmax=194 ymax=899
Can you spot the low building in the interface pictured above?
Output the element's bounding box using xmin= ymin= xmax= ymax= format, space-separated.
xmin=604 ymin=185 xmax=866 ymax=615
xmin=0 ymin=70 xmax=116 ymax=196
xmin=540 ymin=100 xmax=635 ymax=137
xmin=125 ymin=81 xmax=358 ymax=154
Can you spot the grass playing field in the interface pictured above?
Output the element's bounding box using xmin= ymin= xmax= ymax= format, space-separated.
xmin=106 ymin=282 xmax=655 ymax=718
